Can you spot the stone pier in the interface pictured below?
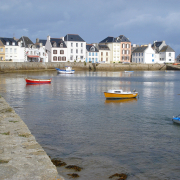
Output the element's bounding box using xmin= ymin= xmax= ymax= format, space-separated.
xmin=0 ymin=96 xmax=64 ymax=180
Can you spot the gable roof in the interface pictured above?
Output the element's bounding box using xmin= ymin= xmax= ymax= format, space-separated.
xmin=50 ymin=38 xmax=67 ymax=48
xmin=64 ymin=34 xmax=85 ymax=42
xmin=0 ymin=37 xmax=18 ymax=46
xmin=132 ymin=46 xmax=148 ymax=53
xmin=17 ymin=36 xmax=34 ymax=47
xmin=99 ymin=35 xmax=130 ymax=43
xmin=159 ymin=45 xmax=175 ymax=52
xmin=86 ymin=44 xmax=99 ymax=52
xmin=151 ymin=41 xmax=163 ymax=48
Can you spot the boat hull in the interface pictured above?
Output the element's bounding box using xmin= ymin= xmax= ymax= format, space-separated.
xmin=57 ymin=70 xmax=75 ymax=74
xmin=25 ymin=78 xmax=51 ymax=84
xmin=172 ymin=118 xmax=180 ymax=124
xmin=104 ymin=92 xmax=138 ymax=99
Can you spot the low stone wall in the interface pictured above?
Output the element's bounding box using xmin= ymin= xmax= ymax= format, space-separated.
xmin=0 ymin=96 xmax=64 ymax=180
xmin=0 ymin=62 xmax=167 ymax=72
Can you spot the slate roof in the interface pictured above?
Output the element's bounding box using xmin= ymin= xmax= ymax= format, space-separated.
xmin=64 ymin=34 xmax=85 ymax=42
xmin=0 ymin=37 xmax=18 ymax=46
xmin=86 ymin=44 xmax=99 ymax=52
xmin=151 ymin=41 xmax=163 ymax=48
xmin=39 ymin=39 xmax=47 ymax=46
xmin=50 ymin=38 xmax=67 ymax=48
xmin=17 ymin=36 xmax=34 ymax=47
xmin=98 ymin=44 xmax=110 ymax=50
xmin=132 ymin=46 xmax=148 ymax=53
xmin=99 ymin=35 xmax=130 ymax=43
xmin=159 ymin=45 xmax=175 ymax=52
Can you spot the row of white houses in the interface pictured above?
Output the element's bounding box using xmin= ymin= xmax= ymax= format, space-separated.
xmin=0 ymin=35 xmax=176 ymax=64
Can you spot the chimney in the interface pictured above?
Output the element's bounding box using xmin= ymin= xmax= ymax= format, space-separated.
xmin=60 ymin=37 xmax=64 ymax=41
xmin=36 ymin=38 xmax=39 ymax=43
xmin=47 ymin=35 xmax=50 ymax=41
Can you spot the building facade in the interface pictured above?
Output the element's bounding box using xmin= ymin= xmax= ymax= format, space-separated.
xmin=86 ymin=44 xmax=99 ymax=63
xmin=0 ymin=39 xmax=5 ymax=61
xmin=64 ymin=34 xmax=86 ymax=62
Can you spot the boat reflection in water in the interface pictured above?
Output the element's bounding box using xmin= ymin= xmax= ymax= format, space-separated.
xmin=105 ymin=98 xmax=137 ymax=104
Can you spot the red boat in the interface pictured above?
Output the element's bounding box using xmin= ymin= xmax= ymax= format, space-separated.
xmin=25 ymin=78 xmax=52 ymax=84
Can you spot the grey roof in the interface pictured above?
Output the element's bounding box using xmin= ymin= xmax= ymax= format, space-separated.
xmin=64 ymin=34 xmax=85 ymax=42
xmin=17 ymin=36 xmax=34 ymax=47
xmin=98 ymin=44 xmax=110 ymax=50
xmin=159 ymin=45 xmax=175 ymax=52
xmin=99 ymin=35 xmax=130 ymax=43
xmin=50 ymin=38 xmax=67 ymax=48
xmin=132 ymin=46 xmax=148 ymax=53
xmin=86 ymin=44 xmax=99 ymax=52
xmin=39 ymin=39 xmax=46 ymax=46
xmin=0 ymin=37 xmax=18 ymax=46
xmin=151 ymin=41 xmax=163 ymax=48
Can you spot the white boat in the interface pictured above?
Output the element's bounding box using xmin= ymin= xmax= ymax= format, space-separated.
xmin=172 ymin=115 xmax=180 ymax=124
xmin=124 ymin=71 xmax=134 ymax=73
xmin=104 ymin=89 xmax=138 ymax=99
xmin=55 ymin=66 xmax=75 ymax=74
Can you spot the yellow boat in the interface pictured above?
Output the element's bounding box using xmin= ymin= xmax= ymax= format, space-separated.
xmin=104 ymin=89 xmax=138 ymax=99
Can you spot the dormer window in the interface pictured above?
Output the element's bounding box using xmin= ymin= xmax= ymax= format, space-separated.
xmin=6 ymin=42 xmax=9 ymax=45
xmin=60 ymin=43 xmax=63 ymax=48
xmin=53 ymin=42 xmax=57 ymax=47
xmin=12 ymin=42 xmax=15 ymax=46
xmin=90 ymin=46 xmax=95 ymax=51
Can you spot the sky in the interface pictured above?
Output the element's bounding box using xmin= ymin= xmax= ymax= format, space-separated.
xmin=1 ymin=0 xmax=180 ymax=56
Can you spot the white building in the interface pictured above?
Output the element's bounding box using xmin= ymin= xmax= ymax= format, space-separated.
xmin=45 ymin=36 xmax=67 ymax=62
xmin=18 ymin=36 xmax=48 ymax=62
xmin=132 ymin=44 xmax=155 ymax=63
xmin=152 ymin=41 xmax=175 ymax=63
xmin=86 ymin=44 xmax=99 ymax=63
xmin=0 ymin=37 xmax=24 ymax=62
xmin=64 ymin=34 xmax=86 ymax=62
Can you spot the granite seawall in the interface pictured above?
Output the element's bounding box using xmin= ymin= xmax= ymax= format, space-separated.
xmin=0 ymin=62 xmax=168 ymax=72
xmin=0 ymin=96 xmax=64 ymax=180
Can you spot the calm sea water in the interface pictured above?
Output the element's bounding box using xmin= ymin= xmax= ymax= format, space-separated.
xmin=1 ymin=70 xmax=180 ymax=180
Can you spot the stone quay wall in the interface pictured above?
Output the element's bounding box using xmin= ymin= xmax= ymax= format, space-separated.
xmin=0 ymin=96 xmax=64 ymax=180
xmin=0 ymin=62 xmax=167 ymax=72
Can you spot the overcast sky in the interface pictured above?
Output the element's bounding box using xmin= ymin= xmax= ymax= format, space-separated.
xmin=1 ymin=0 xmax=180 ymax=56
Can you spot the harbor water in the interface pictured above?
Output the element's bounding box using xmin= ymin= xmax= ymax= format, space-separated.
xmin=0 ymin=70 xmax=180 ymax=180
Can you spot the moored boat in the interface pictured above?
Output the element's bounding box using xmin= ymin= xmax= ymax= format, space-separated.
xmin=25 ymin=78 xmax=52 ymax=84
xmin=124 ymin=71 xmax=134 ymax=73
xmin=55 ymin=66 xmax=75 ymax=74
xmin=104 ymin=89 xmax=138 ymax=99
xmin=172 ymin=115 xmax=180 ymax=124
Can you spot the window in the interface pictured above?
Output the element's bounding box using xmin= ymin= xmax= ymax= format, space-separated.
xmin=1 ymin=48 xmax=3 ymax=52
xmin=53 ymin=50 xmax=57 ymax=54
xmin=12 ymin=42 xmax=15 ymax=46
xmin=127 ymin=56 xmax=129 ymax=60
xmin=127 ymin=44 xmax=129 ymax=48
xmin=89 ymin=58 xmax=91 ymax=62
xmin=122 ymin=50 xmax=125 ymax=54
xmin=106 ymin=58 xmax=108 ymax=62
xmin=43 ymin=52 xmax=45 ymax=56
xmin=101 ymin=52 xmax=103 ymax=56
xmin=1 ymin=57 xmax=2 ymax=60
xmin=53 ymin=56 xmax=57 ymax=61
xmin=96 ymin=52 xmax=98 ymax=56
xmin=169 ymin=59 xmax=171 ymax=61
xmin=127 ymin=50 xmax=129 ymax=54
xmin=139 ymin=58 xmax=140 ymax=63
xmin=81 ymin=49 xmax=83 ymax=54
xmin=39 ymin=52 xmax=41 ymax=56
xmin=142 ymin=58 xmax=143 ymax=62
xmin=71 ymin=49 xmax=73 ymax=53
xmin=62 ymin=57 xmax=66 ymax=61
xmin=31 ymin=51 xmax=33 ymax=55
xmin=139 ymin=53 xmax=140 ymax=56
xmin=89 ymin=52 xmax=91 ymax=56
xmin=81 ymin=43 xmax=83 ymax=47
xmin=152 ymin=54 xmax=154 ymax=57
xmin=142 ymin=53 xmax=143 ymax=56
xmin=101 ymin=58 xmax=103 ymax=61
xmin=106 ymin=52 xmax=108 ymax=56
xmin=70 ymin=55 xmax=73 ymax=60
xmin=53 ymin=42 xmax=57 ymax=47
xmin=126 ymin=44 xmax=128 ymax=48
xmin=76 ymin=43 xmax=78 ymax=47
xmin=60 ymin=43 xmax=63 ymax=48
xmin=169 ymin=53 xmax=171 ymax=56
xmin=76 ymin=49 xmax=78 ymax=54
xmin=80 ymin=56 xmax=83 ymax=59
xmin=71 ymin=43 xmax=73 ymax=47
xmin=92 ymin=52 xmax=94 ymax=56
xmin=152 ymin=59 xmax=154 ymax=62
xmin=10 ymin=48 xmax=12 ymax=53
xmin=58 ymin=56 xmax=61 ymax=61
xmin=60 ymin=50 xmax=64 ymax=54
xmin=122 ymin=44 xmax=124 ymax=48
xmin=6 ymin=42 xmax=9 ymax=45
